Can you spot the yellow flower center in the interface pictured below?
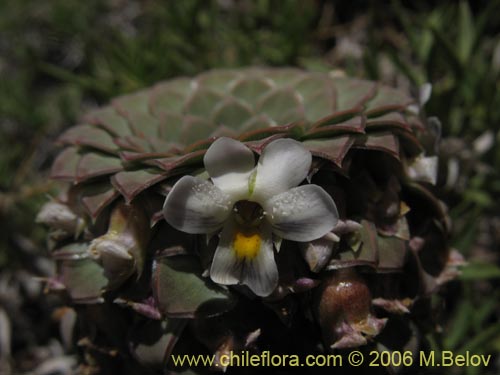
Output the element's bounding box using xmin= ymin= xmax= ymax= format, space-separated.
xmin=233 ymin=231 xmax=261 ymax=260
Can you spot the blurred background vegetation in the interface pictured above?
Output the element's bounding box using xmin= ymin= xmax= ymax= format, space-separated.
xmin=0 ymin=0 xmax=499 ymax=374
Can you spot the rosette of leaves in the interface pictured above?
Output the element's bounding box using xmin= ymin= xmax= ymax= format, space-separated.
xmin=37 ymin=68 xmax=460 ymax=374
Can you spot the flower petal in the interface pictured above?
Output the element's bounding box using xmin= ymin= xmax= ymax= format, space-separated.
xmin=264 ymin=185 xmax=338 ymax=242
xmin=203 ymin=137 xmax=255 ymax=200
xmin=210 ymin=221 xmax=278 ymax=297
xmin=252 ymin=138 xmax=312 ymax=200
xmin=240 ymin=224 xmax=278 ymax=297
xmin=163 ymin=176 xmax=232 ymax=234
xmin=210 ymin=221 xmax=242 ymax=286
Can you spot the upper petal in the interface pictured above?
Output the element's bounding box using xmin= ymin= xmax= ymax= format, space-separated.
xmin=264 ymin=185 xmax=338 ymax=242
xmin=203 ymin=137 xmax=255 ymax=200
xmin=252 ymin=138 xmax=312 ymax=201
xmin=163 ymin=176 xmax=232 ymax=234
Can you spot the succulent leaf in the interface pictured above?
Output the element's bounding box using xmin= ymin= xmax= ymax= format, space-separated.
xmin=153 ymin=254 xmax=237 ymax=319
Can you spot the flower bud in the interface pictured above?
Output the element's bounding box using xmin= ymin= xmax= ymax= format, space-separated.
xmin=36 ymin=201 xmax=85 ymax=237
xmin=316 ymin=268 xmax=386 ymax=349
xmin=88 ymin=201 xmax=150 ymax=289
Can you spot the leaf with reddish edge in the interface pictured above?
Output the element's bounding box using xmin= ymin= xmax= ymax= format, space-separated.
xmin=238 ymin=123 xmax=299 ymax=142
xmin=311 ymin=106 xmax=363 ymax=128
xmin=182 ymin=138 xmax=216 ymax=153
xmin=366 ymin=104 xmax=411 ymax=119
xmin=245 ymin=134 xmax=289 ymax=154
xmin=111 ymin=170 xmax=168 ymax=203
xmin=303 ymin=136 xmax=355 ymax=167
xmin=153 ymin=254 xmax=236 ymax=318
xmin=75 ymin=153 xmax=123 ymax=183
xmin=114 ymin=135 xmax=153 ymax=153
xmin=366 ymin=112 xmax=411 ymax=131
xmin=304 ymin=115 xmax=366 ymax=139
xmin=84 ymin=107 xmax=132 ymax=137
xmin=406 ymin=113 xmax=427 ymax=132
xmin=394 ymin=130 xmax=423 ymax=157
xmin=119 ymin=151 xmax=175 ymax=163
xmin=188 ymin=120 xmax=216 ymax=144
xmin=148 ymin=137 xmax=181 ymax=153
xmin=59 ymin=258 xmax=108 ymax=303
xmin=81 ymin=184 xmax=120 ymax=220
xmin=332 ymin=78 xmax=377 ymax=111
xmin=209 ymin=125 xmax=238 ymax=139
xmin=152 ymin=150 xmax=205 ymax=172
xmin=126 ymin=111 xmax=161 ymax=139
xmin=129 ymin=318 xmax=187 ymax=369
xmin=50 ymin=147 xmax=81 ymax=180
xmin=354 ymin=132 xmax=400 ymax=160
xmin=365 ymin=85 xmax=415 ymax=112
xmin=302 ymin=89 xmax=336 ymax=121
xmin=376 ymin=235 xmax=407 ymax=272
xmin=180 ymin=116 xmax=217 ymax=144
xmin=240 ymin=114 xmax=275 ymax=132
xmin=58 ymin=124 xmax=118 ymax=153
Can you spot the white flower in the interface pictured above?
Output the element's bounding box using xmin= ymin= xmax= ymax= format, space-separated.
xmin=163 ymin=137 xmax=338 ymax=296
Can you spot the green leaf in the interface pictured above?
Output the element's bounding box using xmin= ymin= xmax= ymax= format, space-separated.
xmin=58 ymin=124 xmax=118 ymax=154
xmin=460 ymin=262 xmax=500 ymax=280
xmin=354 ymin=132 xmax=400 ymax=160
xmin=183 ymin=89 xmax=223 ymax=117
xmin=376 ymin=235 xmax=407 ymax=272
xmin=443 ymin=299 xmax=473 ymax=350
xmin=430 ymin=25 xmax=462 ymax=75
xmin=256 ymin=88 xmax=305 ymax=124
xmin=126 ymin=112 xmax=161 ymax=139
xmin=111 ymin=169 xmax=168 ymax=203
xmin=180 ymin=116 xmax=217 ymax=144
xmin=197 ymin=69 xmax=240 ymax=93
xmin=303 ymin=136 xmax=354 ymax=167
xmin=60 ymin=258 xmax=108 ymax=303
xmin=153 ymin=254 xmax=236 ymax=318
xmin=84 ymin=107 xmax=132 ymax=137
xmin=76 ymin=152 xmax=123 ymax=183
xmin=50 ymin=147 xmax=81 ymax=181
xmin=211 ymin=98 xmax=254 ymax=128
xmin=332 ymin=77 xmax=377 ymax=111
xmin=457 ymin=322 xmax=500 ymax=354
xmin=80 ymin=183 xmax=120 ymax=219
xmin=304 ymin=115 xmax=365 ymax=139
xmin=457 ymin=0 xmax=474 ymax=64
xmin=230 ymin=77 xmax=273 ymax=107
